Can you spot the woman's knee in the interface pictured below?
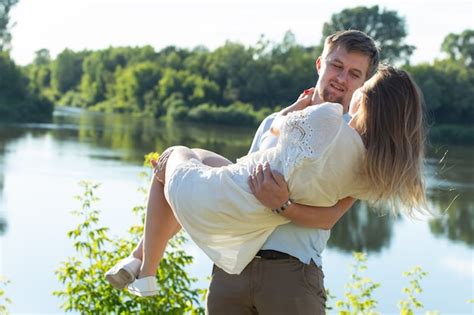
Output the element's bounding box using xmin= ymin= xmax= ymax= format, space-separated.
xmin=191 ymin=148 xmax=232 ymax=167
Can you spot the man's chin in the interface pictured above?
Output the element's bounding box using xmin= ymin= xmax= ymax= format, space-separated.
xmin=324 ymin=95 xmax=344 ymax=104
xmin=321 ymin=90 xmax=344 ymax=104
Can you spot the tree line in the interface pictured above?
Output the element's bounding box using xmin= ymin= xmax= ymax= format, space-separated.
xmin=1 ymin=3 xmax=473 ymax=141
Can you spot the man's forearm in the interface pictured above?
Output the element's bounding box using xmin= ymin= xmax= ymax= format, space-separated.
xmin=281 ymin=197 xmax=356 ymax=230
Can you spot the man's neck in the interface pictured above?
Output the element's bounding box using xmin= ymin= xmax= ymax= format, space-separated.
xmin=310 ymin=89 xmax=349 ymax=114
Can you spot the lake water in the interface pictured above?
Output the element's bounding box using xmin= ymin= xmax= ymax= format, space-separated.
xmin=0 ymin=108 xmax=472 ymax=314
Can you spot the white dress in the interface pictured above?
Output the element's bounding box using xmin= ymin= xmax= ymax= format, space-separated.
xmin=164 ymin=102 xmax=368 ymax=274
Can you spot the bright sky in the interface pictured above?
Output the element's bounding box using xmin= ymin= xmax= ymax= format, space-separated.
xmin=9 ymin=0 xmax=474 ymax=65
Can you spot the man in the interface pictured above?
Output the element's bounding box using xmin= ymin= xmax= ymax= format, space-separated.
xmin=206 ymin=30 xmax=380 ymax=314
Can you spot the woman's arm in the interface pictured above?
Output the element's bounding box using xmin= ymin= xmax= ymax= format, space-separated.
xmin=270 ymin=89 xmax=315 ymax=136
xmin=248 ymin=162 xmax=355 ymax=230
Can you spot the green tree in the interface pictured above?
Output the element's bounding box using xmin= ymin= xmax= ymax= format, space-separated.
xmin=33 ymin=48 xmax=51 ymax=66
xmin=441 ymin=29 xmax=474 ymax=67
xmin=405 ymin=59 xmax=474 ymax=125
xmin=265 ymin=31 xmax=317 ymax=108
xmin=0 ymin=51 xmax=24 ymax=99
xmin=0 ymin=0 xmax=18 ymax=52
xmin=24 ymin=49 xmax=53 ymax=99
xmin=0 ymin=52 xmax=54 ymax=122
xmin=51 ymin=48 xmax=86 ymax=94
xmin=113 ymin=61 xmax=162 ymax=113
xmin=206 ymin=42 xmax=255 ymax=104
xmin=322 ymin=5 xmax=414 ymax=64
xmin=79 ymin=47 xmax=159 ymax=107
xmin=157 ymin=68 xmax=219 ymax=110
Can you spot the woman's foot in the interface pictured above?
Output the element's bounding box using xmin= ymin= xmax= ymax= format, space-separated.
xmin=127 ymin=276 xmax=159 ymax=297
xmin=105 ymin=256 xmax=142 ymax=289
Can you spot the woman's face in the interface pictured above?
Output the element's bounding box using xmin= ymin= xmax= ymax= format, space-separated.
xmin=348 ymin=89 xmax=363 ymax=117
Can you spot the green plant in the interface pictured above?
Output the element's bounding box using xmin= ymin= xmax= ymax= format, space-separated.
xmin=0 ymin=275 xmax=11 ymax=315
xmin=398 ymin=266 xmax=439 ymax=315
xmin=53 ymin=180 xmax=204 ymax=314
xmin=334 ymin=252 xmax=380 ymax=315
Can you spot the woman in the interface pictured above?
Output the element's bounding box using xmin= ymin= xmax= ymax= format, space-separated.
xmin=106 ymin=66 xmax=427 ymax=296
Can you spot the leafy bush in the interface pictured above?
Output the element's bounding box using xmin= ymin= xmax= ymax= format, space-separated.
xmin=329 ymin=253 xmax=440 ymax=315
xmin=334 ymin=252 xmax=380 ymax=314
xmin=180 ymin=102 xmax=272 ymax=126
xmin=54 ymin=180 xmax=204 ymax=314
xmin=398 ymin=266 xmax=436 ymax=315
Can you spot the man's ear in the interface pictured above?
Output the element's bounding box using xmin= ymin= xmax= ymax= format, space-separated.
xmin=316 ymin=57 xmax=322 ymax=74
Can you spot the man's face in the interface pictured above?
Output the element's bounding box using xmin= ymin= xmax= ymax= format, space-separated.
xmin=315 ymin=45 xmax=371 ymax=112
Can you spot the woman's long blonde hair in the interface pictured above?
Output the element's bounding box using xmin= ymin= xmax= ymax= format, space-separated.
xmin=354 ymin=66 xmax=427 ymax=217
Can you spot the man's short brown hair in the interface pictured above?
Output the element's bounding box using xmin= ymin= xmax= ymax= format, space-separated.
xmin=322 ymin=30 xmax=380 ymax=79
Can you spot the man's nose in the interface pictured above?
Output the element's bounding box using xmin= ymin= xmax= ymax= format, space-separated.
xmin=336 ymin=69 xmax=348 ymax=82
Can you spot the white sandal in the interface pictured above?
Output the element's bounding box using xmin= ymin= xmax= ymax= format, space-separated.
xmin=105 ymin=256 xmax=142 ymax=289
xmin=127 ymin=276 xmax=159 ymax=297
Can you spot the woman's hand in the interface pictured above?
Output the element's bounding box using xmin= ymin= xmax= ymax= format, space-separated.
xmin=270 ymin=88 xmax=315 ymax=136
xmin=151 ymin=148 xmax=174 ymax=184
xmin=287 ymin=88 xmax=315 ymax=113
xmin=294 ymin=88 xmax=315 ymax=110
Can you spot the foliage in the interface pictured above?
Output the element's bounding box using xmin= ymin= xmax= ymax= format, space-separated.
xmin=6 ymin=4 xmax=472 ymax=136
xmin=334 ymin=252 xmax=380 ymax=314
xmin=441 ymin=29 xmax=474 ymax=67
xmin=321 ymin=5 xmax=414 ymax=64
xmin=0 ymin=0 xmax=18 ymax=52
xmin=404 ymin=59 xmax=474 ymax=126
xmin=328 ymin=254 xmax=442 ymax=315
xmin=51 ymin=48 xmax=87 ymax=95
xmin=398 ymin=266 xmax=432 ymax=315
xmin=0 ymin=275 xmax=11 ymax=315
xmin=53 ymin=180 xmax=204 ymax=314
xmin=0 ymin=52 xmax=54 ymax=122
xmin=182 ymin=102 xmax=272 ymax=126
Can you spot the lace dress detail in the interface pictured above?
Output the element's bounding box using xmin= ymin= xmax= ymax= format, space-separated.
xmin=278 ymin=103 xmax=343 ymax=179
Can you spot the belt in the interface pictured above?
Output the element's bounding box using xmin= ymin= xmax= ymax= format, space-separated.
xmin=255 ymin=250 xmax=297 ymax=260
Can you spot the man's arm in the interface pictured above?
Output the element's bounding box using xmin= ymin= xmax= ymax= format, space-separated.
xmin=248 ymin=162 xmax=355 ymax=230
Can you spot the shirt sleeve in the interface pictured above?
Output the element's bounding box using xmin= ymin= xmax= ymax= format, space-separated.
xmin=248 ymin=113 xmax=278 ymax=154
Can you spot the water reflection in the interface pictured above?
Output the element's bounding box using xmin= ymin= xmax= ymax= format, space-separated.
xmin=0 ymin=126 xmax=21 ymax=236
xmin=1 ymin=108 xmax=473 ymax=251
xmin=0 ymin=216 xmax=6 ymax=235
xmin=54 ymin=108 xmax=254 ymax=163
xmin=428 ymin=189 xmax=473 ymax=246
xmin=329 ymin=202 xmax=396 ymax=252
xmin=425 ymin=145 xmax=474 ymax=246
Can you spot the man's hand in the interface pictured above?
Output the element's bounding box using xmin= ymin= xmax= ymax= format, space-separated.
xmin=248 ymin=161 xmax=289 ymax=209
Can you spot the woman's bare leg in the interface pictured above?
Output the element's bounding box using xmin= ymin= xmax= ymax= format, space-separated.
xmin=138 ymin=146 xmax=232 ymax=278
xmin=127 ymin=149 xmax=231 ymax=262
xmin=138 ymin=176 xmax=180 ymax=277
